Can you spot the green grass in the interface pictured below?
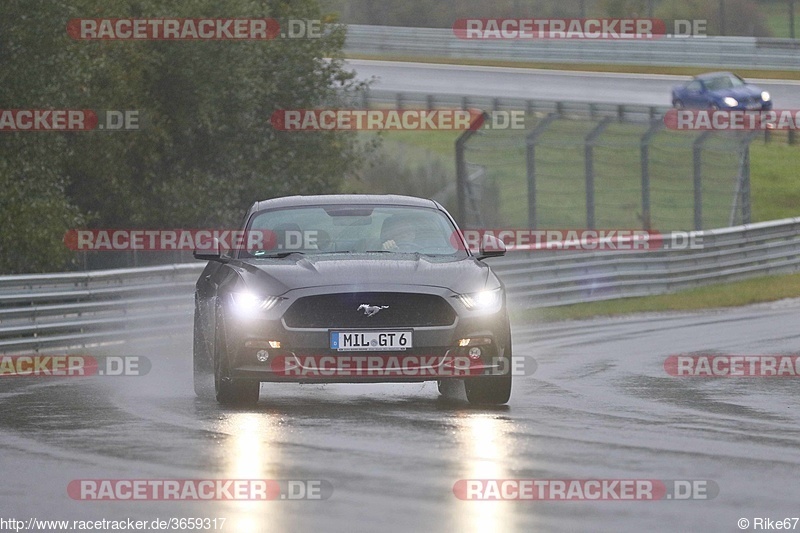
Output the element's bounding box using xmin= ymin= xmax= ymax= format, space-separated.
xmin=358 ymin=119 xmax=800 ymax=230
xmin=373 ymin=129 xmax=463 ymax=155
xmin=751 ymin=140 xmax=800 ymax=221
xmin=759 ymin=0 xmax=798 ymax=38
xmin=512 ymin=271 xmax=800 ymax=323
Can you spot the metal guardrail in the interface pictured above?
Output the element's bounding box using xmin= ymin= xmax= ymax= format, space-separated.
xmin=357 ymin=89 xmax=669 ymax=123
xmin=2 ymin=217 xmax=800 ymax=352
xmin=0 ymin=264 xmax=202 ymax=353
xmin=491 ymin=217 xmax=800 ymax=307
xmin=345 ymin=24 xmax=800 ymax=70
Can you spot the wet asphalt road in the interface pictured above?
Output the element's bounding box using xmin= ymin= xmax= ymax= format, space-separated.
xmin=347 ymin=59 xmax=800 ymax=108
xmin=2 ymin=298 xmax=800 ymax=532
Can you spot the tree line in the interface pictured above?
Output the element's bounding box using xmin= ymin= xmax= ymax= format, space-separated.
xmin=0 ymin=0 xmax=367 ymax=273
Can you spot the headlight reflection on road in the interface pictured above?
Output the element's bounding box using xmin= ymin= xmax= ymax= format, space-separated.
xmin=222 ymin=412 xmax=285 ymax=533
xmin=454 ymin=413 xmax=522 ymax=533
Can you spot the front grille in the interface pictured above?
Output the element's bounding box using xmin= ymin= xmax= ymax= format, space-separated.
xmin=283 ymin=292 xmax=456 ymax=328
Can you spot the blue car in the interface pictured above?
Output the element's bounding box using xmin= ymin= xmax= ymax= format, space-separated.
xmin=671 ymin=72 xmax=772 ymax=110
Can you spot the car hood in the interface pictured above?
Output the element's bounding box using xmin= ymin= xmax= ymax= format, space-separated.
xmin=713 ymin=85 xmax=763 ymax=99
xmin=236 ymin=254 xmax=494 ymax=295
xmin=672 ymin=84 xmax=764 ymax=99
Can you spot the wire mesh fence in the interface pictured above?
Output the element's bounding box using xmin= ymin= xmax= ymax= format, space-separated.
xmin=458 ymin=111 xmax=755 ymax=232
xmin=354 ymin=89 xmax=757 ymax=231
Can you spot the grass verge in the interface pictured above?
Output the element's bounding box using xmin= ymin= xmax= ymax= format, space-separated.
xmin=367 ymin=126 xmax=800 ymax=228
xmin=511 ymin=271 xmax=800 ymax=323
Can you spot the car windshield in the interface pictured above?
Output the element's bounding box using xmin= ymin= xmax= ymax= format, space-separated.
xmin=239 ymin=204 xmax=466 ymax=258
xmin=704 ymin=74 xmax=746 ymax=91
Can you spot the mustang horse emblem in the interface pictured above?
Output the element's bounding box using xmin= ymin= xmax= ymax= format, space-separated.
xmin=358 ymin=304 xmax=388 ymax=317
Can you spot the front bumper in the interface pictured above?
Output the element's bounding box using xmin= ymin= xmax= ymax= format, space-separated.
xmin=221 ymin=285 xmax=511 ymax=383
xmin=724 ymin=101 xmax=772 ymax=111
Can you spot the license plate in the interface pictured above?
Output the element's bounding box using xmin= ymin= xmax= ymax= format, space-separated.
xmin=330 ymin=331 xmax=412 ymax=351
xmin=746 ymin=102 xmax=761 ymax=110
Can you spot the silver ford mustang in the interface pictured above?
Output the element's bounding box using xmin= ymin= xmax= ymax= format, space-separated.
xmin=193 ymin=194 xmax=512 ymax=405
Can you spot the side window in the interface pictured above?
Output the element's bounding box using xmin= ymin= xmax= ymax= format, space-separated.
xmin=687 ymin=81 xmax=702 ymax=92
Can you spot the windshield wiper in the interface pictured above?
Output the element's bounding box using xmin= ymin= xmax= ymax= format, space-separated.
xmin=253 ymin=251 xmax=305 ymax=258
xmin=365 ymin=250 xmax=445 ymax=256
xmin=254 ymin=250 xmax=358 ymax=258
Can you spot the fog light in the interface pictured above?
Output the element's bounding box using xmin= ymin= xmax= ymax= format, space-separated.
xmin=468 ymin=347 xmax=482 ymax=360
xmin=245 ymin=340 xmax=281 ymax=350
xmin=245 ymin=340 xmax=270 ymax=349
xmin=458 ymin=337 xmax=493 ymax=347
xmin=256 ymin=350 xmax=270 ymax=363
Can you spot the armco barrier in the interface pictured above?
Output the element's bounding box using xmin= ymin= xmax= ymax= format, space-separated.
xmin=2 ymin=217 xmax=799 ymax=352
xmin=345 ymin=24 xmax=800 ymax=71
xmin=0 ymin=264 xmax=202 ymax=353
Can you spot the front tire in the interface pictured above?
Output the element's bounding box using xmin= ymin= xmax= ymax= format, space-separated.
xmin=465 ymin=371 xmax=512 ymax=405
xmin=213 ymin=309 xmax=260 ymax=406
xmin=193 ymin=308 xmax=215 ymax=398
xmin=464 ymin=336 xmax=513 ymax=405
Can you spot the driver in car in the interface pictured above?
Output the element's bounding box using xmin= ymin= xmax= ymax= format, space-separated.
xmin=381 ymin=215 xmax=419 ymax=251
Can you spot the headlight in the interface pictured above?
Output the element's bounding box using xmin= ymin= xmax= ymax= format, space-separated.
xmin=230 ymin=292 xmax=283 ymax=313
xmin=723 ymin=97 xmax=738 ymax=107
xmin=458 ymin=288 xmax=503 ymax=312
xmin=761 ymin=91 xmax=771 ymax=102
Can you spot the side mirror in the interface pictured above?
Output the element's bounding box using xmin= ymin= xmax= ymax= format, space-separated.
xmin=477 ymin=234 xmax=506 ymax=259
xmin=193 ymin=249 xmax=221 ymax=261
xmin=193 ymin=238 xmax=230 ymax=262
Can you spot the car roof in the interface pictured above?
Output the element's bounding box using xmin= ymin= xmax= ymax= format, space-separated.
xmin=251 ymin=194 xmax=440 ymax=212
xmin=695 ymin=71 xmax=736 ymax=80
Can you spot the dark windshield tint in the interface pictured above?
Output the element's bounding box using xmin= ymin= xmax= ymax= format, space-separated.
xmin=239 ymin=205 xmax=466 ymax=258
xmin=704 ymin=74 xmax=745 ymax=91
